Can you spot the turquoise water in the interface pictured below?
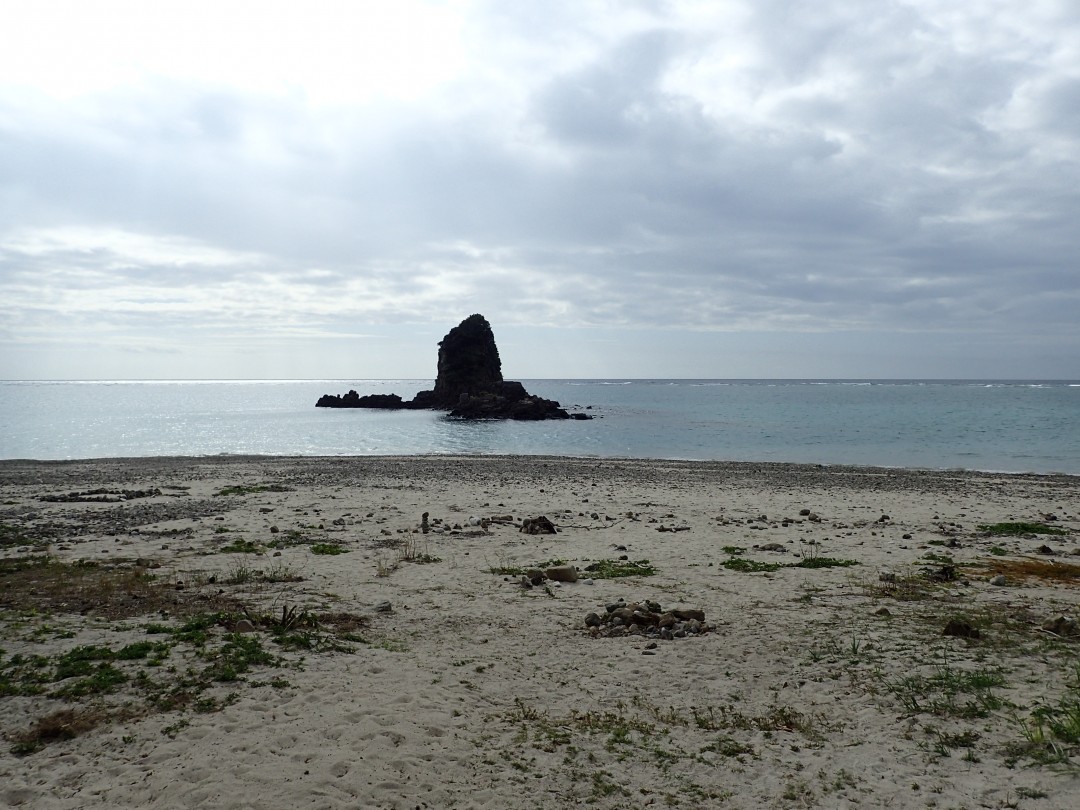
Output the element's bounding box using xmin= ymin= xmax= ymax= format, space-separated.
xmin=1 ymin=379 xmax=1078 ymax=474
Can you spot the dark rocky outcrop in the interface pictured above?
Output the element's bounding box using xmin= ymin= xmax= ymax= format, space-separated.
xmin=314 ymin=392 xmax=407 ymax=409
xmin=316 ymin=314 xmax=590 ymax=420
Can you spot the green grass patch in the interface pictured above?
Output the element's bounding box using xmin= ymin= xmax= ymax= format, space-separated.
xmin=52 ymin=663 xmax=128 ymax=698
xmin=3 ymin=601 xmax=357 ymax=756
xmin=791 ymin=557 xmax=859 ymax=569
xmin=218 ymin=539 xmax=262 ymax=554
xmin=980 ymin=522 xmax=1067 ymax=537
xmin=310 ymin=543 xmax=348 ymax=555
xmin=582 ymin=559 xmax=657 ymax=579
xmin=0 ymin=653 xmax=51 ymax=697
xmin=886 ymin=655 xmax=1008 ymax=720
xmin=202 ymin=634 xmax=279 ymax=682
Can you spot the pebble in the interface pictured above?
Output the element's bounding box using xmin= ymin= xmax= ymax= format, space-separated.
xmin=1042 ymin=616 xmax=1078 ymax=637
xmin=373 ymin=601 xmax=393 ymax=613
xmin=545 ymin=565 xmax=579 ymax=583
xmin=989 ymin=575 xmax=1007 ymax=586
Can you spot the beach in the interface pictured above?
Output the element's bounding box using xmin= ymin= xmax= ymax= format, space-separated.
xmin=2 ymin=455 xmax=1079 ymax=809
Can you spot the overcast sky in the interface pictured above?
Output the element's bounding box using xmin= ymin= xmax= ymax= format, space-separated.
xmin=1 ymin=0 xmax=1078 ymax=380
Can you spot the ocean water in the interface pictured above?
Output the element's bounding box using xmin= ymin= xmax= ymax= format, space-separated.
xmin=1 ymin=379 xmax=1078 ymax=474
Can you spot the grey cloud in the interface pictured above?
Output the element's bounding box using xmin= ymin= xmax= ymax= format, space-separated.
xmin=1 ymin=1 xmax=1078 ymax=379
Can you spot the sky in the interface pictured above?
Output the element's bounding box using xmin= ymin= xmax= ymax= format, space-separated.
xmin=1 ymin=0 xmax=1078 ymax=380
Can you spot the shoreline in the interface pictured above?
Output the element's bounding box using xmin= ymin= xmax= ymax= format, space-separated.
xmin=2 ymin=454 xmax=1079 ymax=808
xmin=3 ymin=452 xmax=1079 ymax=482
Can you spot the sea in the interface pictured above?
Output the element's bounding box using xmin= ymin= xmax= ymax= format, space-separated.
xmin=1 ymin=379 xmax=1078 ymax=475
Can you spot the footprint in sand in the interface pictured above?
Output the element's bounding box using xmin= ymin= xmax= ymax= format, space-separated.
xmin=329 ymin=761 xmax=351 ymax=778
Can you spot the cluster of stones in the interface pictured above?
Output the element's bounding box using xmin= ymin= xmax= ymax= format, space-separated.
xmin=417 ymin=512 xmax=542 ymax=536
xmin=519 ymin=565 xmax=581 ymax=588
xmin=584 ymin=599 xmax=710 ymax=640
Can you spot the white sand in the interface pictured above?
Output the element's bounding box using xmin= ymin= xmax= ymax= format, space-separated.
xmin=1 ymin=456 xmax=1079 ymax=809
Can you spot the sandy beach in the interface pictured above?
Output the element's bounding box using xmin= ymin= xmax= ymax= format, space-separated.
xmin=1 ymin=455 xmax=1079 ymax=809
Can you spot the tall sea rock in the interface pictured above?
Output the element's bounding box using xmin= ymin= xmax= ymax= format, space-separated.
xmin=316 ymin=315 xmax=590 ymax=420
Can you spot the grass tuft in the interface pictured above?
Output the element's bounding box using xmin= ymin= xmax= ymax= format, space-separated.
xmin=214 ymin=484 xmax=292 ymax=497
xmin=980 ymin=522 xmax=1068 ymax=537
xmin=310 ymin=543 xmax=348 ymax=555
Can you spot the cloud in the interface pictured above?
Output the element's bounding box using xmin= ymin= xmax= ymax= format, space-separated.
xmin=0 ymin=0 xmax=1078 ymax=378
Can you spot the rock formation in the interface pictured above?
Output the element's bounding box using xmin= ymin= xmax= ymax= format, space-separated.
xmin=316 ymin=314 xmax=590 ymax=420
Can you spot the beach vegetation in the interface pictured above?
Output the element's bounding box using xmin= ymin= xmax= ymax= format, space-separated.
xmin=375 ymin=555 xmax=395 ymax=577
xmin=0 ymin=521 xmax=29 ymax=547
xmin=223 ymin=561 xmax=258 ymax=584
xmin=3 ymin=570 xmax=360 ymax=756
xmin=582 ymin=559 xmax=656 ymax=578
xmin=722 ymin=557 xmax=783 ymax=573
xmin=214 ymin=484 xmax=292 ymax=497
xmin=1008 ymin=664 xmax=1080 ymax=765
xmin=369 ymin=637 xmax=407 ymax=652
xmin=870 ymin=578 xmax=932 ymax=601
xmin=1 ymin=653 xmax=52 ymax=696
xmin=310 ymin=542 xmax=348 ymax=555
xmin=52 ymin=662 xmax=128 ymax=697
xmin=1015 ymin=787 xmax=1050 ymax=800
xmin=268 ymin=529 xmax=308 ymax=548
xmin=918 ymin=724 xmax=980 ymax=759
xmin=261 ymin=561 xmax=302 ymax=582
xmin=485 ymin=558 xmax=566 ymax=576
xmin=0 ymin=556 xmax=211 ymax=620
xmin=218 ymin=539 xmax=262 ymax=554
xmin=791 ymin=556 xmax=859 ymax=569
xmin=202 ymin=634 xmax=279 ymax=682
xmin=722 ymin=542 xmax=858 ymax=574
xmin=980 ymin=522 xmax=1068 ymax=537
xmin=487 ymin=557 xmax=652 ymax=578
xmin=922 ymin=552 xmax=955 ymax=565
xmin=8 ymin=707 xmax=131 ymax=756
xmin=397 ymin=538 xmax=440 ymax=564
xmin=885 ymin=651 xmax=1008 ymax=720
xmin=496 ymin=691 xmax=833 ymax=803
xmin=966 ymin=557 xmax=1080 ymax=585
